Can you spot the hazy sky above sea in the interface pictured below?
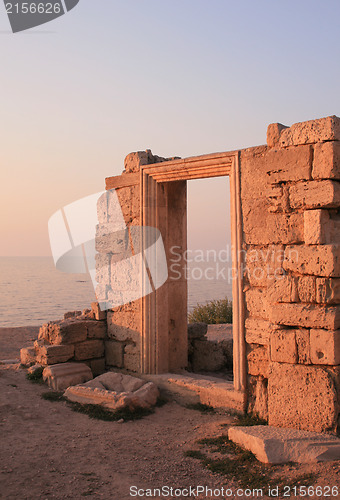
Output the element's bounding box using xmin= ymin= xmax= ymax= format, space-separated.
xmin=0 ymin=0 xmax=339 ymax=256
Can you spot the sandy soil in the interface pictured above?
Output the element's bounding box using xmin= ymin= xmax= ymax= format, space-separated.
xmin=1 ymin=330 xmax=340 ymax=500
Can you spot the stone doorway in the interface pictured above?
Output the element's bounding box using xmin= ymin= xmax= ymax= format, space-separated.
xmin=140 ymin=151 xmax=246 ymax=397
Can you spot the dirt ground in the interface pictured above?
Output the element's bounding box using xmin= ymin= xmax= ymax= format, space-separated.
xmin=1 ymin=329 xmax=340 ymax=500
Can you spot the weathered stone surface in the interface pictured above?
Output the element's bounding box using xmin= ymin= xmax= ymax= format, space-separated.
xmin=191 ymin=340 xmax=226 ymax=372
xmin=289 ymin=180 xmax=340 ymax=209
xmin=85 ymin=320 xmax=107 ymax=339
xmin=107 ymin=306 xmax=141 ymax=343
xmin=39 ymin=320 xmax=85 ymax=345
xmin=245 ymin=318 xmax=272 ymax=345
xmin=64 ymin=372 xmax=159 ymax=410
xmin=74 ymin=340 xmax=104 ymax=361
xmin=270 ymin=330 xmax=297 ymax=364
xmin=27 ymin=364 xmax=43 ymax=376
xmin=245 ymin=289 xmax=269 ymax=320
xmin=243 ymin=209 xmax=303 ymax=245
xmin=124 ymin=151 xmax=150 ymax=173
xmin=269 ymin=302 xmax=340 ymax=330
xmin=298 ymin=276 xmax=316 ymax=303
xmin=188 ymin=323 xmax=207 ymax=340
xmin=105 ymin=340 xmax=124 ymax=368
xmin=228 ymin=425 xmax=340 ymax=464
xmin=95 ymin=253 xmax=110 ymax=285
xmin=43 ymin=363 xmax=93 ymax=391
xmin=247 ymin=345 xmax=269 ymax=378
xmin=316 ymin=278 xmax=340 ymax=304
xmin=268 ymin=275 xmax=298 ymax=303
xmin=91 ymin=302 xmax=106 ymax=321
xmin=266 ymin=123 xmax=288 ymax=148
xmin=268 ymin=362 xmax=338 ymax=432
xmin=295 ymin=329 xmax=311 ymax=364
xmin=312 ymin=141 xmax=340 ymax=180
xmin=20 ymin=347 xmax=36 ymax=366
xmin=310 ymin=329 xmax=340 ymax=365
xmin=36 ymin=344 xmax=74 ymax=365
xmin=123 ymin=344 xmax=140 ymax=372
xmin=247 ymin=375 xmax=268 ymax=421
xmin=283 ymin=245 xmax=340 ymax=277
xmin=304 ymin=209 xmax=340 ymax=245
xmin=96 ymin=224 xmax=130 ymax=254
xmin=245 ymin=245 xmax=285 ymax=287
xmin=266 ymin=184 xmax=290 ymax=213
xmin=279 ymin=115 xmax=340 ymax=147
xmin=265 ymin=145 xmax=312 ymax=183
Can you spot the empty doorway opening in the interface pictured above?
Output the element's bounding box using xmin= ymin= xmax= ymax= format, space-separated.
xmin=187 ymin=176 xmax=233 ymax=380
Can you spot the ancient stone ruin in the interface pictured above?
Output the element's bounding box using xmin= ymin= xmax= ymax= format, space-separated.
xmin=22 ymin=115 xmax=340 ymax=435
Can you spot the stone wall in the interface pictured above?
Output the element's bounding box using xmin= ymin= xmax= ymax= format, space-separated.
xmin=94 ymin=114 xmax=340 ymax=433
xmin=242 ymin=116 xmax=340 ymax=432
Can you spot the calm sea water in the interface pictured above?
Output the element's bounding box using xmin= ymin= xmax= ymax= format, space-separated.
xmin=0 ymin=257 xmax=232 ymax=327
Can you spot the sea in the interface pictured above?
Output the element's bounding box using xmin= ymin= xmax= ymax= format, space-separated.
xmin=0 ymin=257 xmax=233 ymax=327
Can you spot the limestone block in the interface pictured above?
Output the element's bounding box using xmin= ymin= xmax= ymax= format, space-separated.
xmin=266 ymin=122 xmax=288 ymax=148
xmin=312 ymin=141 xmax=340 ymax=180
xmin=247 ymin=345 xmax=269 ymax=378
xmin=247 ymin=375 xmax=268 ymax=421
xmin=74 ymin=340 xmax=104 ymax=361
xmin=267 ymin=275 xmax=298 ymax=303
xmin=20 ymin=347 xmax=36 ymax=366
xmin=268 ymin=362 xmax=338 ymax=432
xmin=283 ymin=245 xmax=340 ymax=277
xmin=316 ymin=278 xmax=340 ymax=304
xmin=105 ymin=340 xmax=124 ymax=368
xmin=130 ymin=185 xmax=141 ymax=220
xmin=279 ymin=115 xmax=340 ymax=147
xmin=90 ymin=302 xmax=106 ymax=321
xmin=46 ymin=320 xmax=86 ymax=345
xmin=245 ymin=245 xmax=285 ymax=287
xmin=107 ymin=307 xmax=141 ymax=343
xmin=267 ymin=184 xmax=290 ymax=213
xmin=36 ymin=344 xmax=74 ymax=365
xmin=245 ymin=318 xmax=272 ymax=345
xmin=228 ymin=425 xmax=340 ymax=464
xmin=96 ymin=225 xmax=130 ymax=254
xmin=191 ymin=340 xmax=226 ymax=372
xmin=304 ymin=209 xmax=340 ymax=245
xmin=243 ymin=207 xmax=303 ymax=245
xmin=269 ymin=302 xmax=340 ymax=330
xmin=270 ymin=329 xmax=297 ymax=364
xmin=124 ymin=151 xmax=150 ymax=173
xmin=265 ymin=145 xmax=312 ymax=183
xmin=298 ymin=276 xmax=316 ymax=303
xmin=188 ymin=323 xmax=208 ymax=340
xmin=123 ymin=344 xmax=140 ymax=372
xmin=42 ymin=362 xmax=93 ymax=391
xmin=245 ymin=289 xmax=269 ymax=320
xmin=295 ymin=329 xmax=311 ymax=364
xmin=64 ymin=373 xmax=159 ymax=411
xmin=289 ymin=180 xmax=340 ymax=209
xmin=95 ymin=253 xmax=111 ymax=285
xmin=310 ymin=329 xmax=340 ymax=365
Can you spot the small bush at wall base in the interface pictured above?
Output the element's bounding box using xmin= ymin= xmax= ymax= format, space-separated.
xmin=188 ymin=297 xmax=232 ymax=324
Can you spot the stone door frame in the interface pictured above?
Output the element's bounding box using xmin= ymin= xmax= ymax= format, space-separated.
xmin=140 ymin=151 xmax=246 ymax=393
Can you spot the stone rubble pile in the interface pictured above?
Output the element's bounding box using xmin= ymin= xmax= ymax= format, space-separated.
xmin=20 ymin=302 xmax=107 ymax=376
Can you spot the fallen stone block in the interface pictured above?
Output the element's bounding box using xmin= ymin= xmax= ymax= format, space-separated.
xmin=228 ymin=425 xmax=340 ymax=464
xmin=36 ymin=344 xmax=75 ymax=365
xmin=43 ymin=363 xmax=93 ymax=391
xmin=64 ymin=372 xmax=159 ymax=411
xmin=20 ymin=346 xmax=36 ymax=366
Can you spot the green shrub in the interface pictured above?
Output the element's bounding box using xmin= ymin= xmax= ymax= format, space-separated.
xmin=188 ymin=297 xmax=232 ymax=324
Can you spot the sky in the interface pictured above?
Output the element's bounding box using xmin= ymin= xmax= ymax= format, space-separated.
xmin=0 ymin=0 xmax=340 ymax=256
